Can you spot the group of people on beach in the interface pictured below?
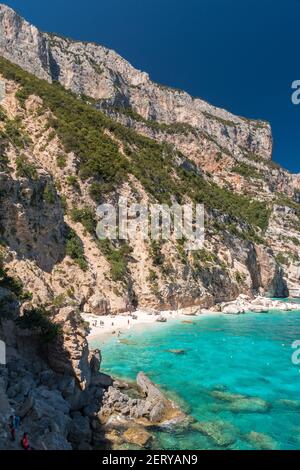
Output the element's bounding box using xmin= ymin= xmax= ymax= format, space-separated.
xmin=91 ymin=319 xmax=105 ymax=327
xmin=9 ymin=415 xmax=32 ymax=450
xmin=90 ymin=317 xmax=132 ymax=331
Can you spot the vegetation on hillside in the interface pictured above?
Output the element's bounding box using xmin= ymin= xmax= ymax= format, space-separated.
xmin=98 ymin=239 xmax=133 ymax=283
xmin=0 ymin=56 xmax=281 ymax=247
xmin=232 ymin=162 xmax=263 ymax=180
xmin=65 ymin=229 xmax=88 ymax=271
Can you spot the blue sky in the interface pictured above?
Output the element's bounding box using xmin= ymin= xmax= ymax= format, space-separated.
xmin=3 ymin=0 xmax=300 ymax=173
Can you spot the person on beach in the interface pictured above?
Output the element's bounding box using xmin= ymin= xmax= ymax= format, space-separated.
xmin=9 ymin=416 xmax=16 ymax=442
xmin=14 ymin=415 xmax=21 ymax=430
xmin=21 ymin=433 xmax=31 ymax=450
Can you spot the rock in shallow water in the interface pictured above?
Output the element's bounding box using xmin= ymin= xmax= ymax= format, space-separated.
xmin=123 ymin=427 xmax=152 ymax=447
xmin=276 ymin=399 xmax=300 ymax=410
xmin=244 ymin=431 xmax=277 ymax=450
xmin=192 ymin=420 xmax=237 ymax=447
xmin=210 ymin=390 xmax=270 ymax=413
xmin=167 ymin=349 xmax=186 ymax=355
xmin=105 ymin=429 xmax=124 ymax=446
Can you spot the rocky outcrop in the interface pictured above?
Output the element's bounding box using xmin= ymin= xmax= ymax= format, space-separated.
xmin=254 ymin=245 xmax=288 ymax=297
xmin=215 ymin=294 xmax=299 ymax=315
xmin=0 ymin=298 xmax=189 ymax=451
xmin=136 ymin=372 xmax=177 ymax=422
xmin=96 ymin=372 xmax=187 ymax=449
xmin=0 ymin=305 xmax=113 ymax=450
xmin=45 ymin=307 xmax=92 ymax=391
xmin=99 ymin=372 xmax=185 ymax=426
xmin=0 ymin=4 xmax=51 ymax=81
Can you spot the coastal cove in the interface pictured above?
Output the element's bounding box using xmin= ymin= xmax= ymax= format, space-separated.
xmin=90 ymin=302 xmax=300 ymax=450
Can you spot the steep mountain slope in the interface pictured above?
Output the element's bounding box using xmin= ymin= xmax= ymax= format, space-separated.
xmin=0 ymin=3 xmax=272 ymax=161
xmin=0 ymin=3 xmax=299 ymax=318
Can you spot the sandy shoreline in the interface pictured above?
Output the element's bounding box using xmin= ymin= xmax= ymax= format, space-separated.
xmin=85 ymin=306 xmax=206 ymax=340
xmin=84 ymin=295 xmax=300 ymax=342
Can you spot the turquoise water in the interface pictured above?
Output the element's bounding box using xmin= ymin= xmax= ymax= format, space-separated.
xmin=90 ymin=307 xmax=300 ymax=450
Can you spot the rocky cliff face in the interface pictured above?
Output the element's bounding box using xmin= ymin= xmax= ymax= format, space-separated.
xmin=0 ymin=261 xmax=104 ymax=450
xmin=0 ymin=4 xmax=51 ymax=81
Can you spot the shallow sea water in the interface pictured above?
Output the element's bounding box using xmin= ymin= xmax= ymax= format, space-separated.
xmin=90 ymin=305 xmax=300 ymax=450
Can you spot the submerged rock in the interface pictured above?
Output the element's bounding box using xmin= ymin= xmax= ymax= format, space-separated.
xmin=228 ymin=397 xmax=270 ymax=413
xmin=244 ymin=431 xmax=277 ymax=450
xmin=211 ymin=390 xmax=270 ymax=413
xmin=210 ymin=390 xmax=246 ymax=402
xmin=118 ymin=339 xmax=137 ymax=346
xmin=105 ymin=429 xmax=125 ymax=446
xmin=276 ymin=399 xmax=300 ymax=410
xmin=192 ymin=420 xmax=237 ymax=447
xmin=123 ymin=426 xmax=152 ymax=447
xmin=167 ymin=349 xmax=186 ymax=355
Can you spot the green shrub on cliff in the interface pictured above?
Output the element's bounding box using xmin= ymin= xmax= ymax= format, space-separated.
xmin=56 ymin=154 xmax=67 ymax=169
xmin=235 ymin=271 xmax=247 ymax=284
xmin=66 ymin=175 xmax=81 ymax=192
xmin=275 ymin=252 xmax=289 ymax=266
xmin=70 ymin=207 xmax=96 ymax=235
xmin=0 ymin=105 xmax=6 ymax=122
xmin=66 ymin=229 xmax=88 ymax=271
xmin=16 ymin=155 xmax=38 ymax=180
xmin=149 ymin=241 xmax=165 ymax=266
xmin=43 ymin=182 xmax=56 ymax=204
xmin=232 ymin=162 xmax=263 ymax=180
xmin=17 ymin=307 xmax=61 ymax=343
xmin=193 ymin=249 xmax=218 ymax=266
xmin=0 ymin=249 xmax=32 ymax=302
xmin=4 ymin=118 xmax=31 ymax=149
xmin=98 ymin=239 xmax=133 ymax=282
